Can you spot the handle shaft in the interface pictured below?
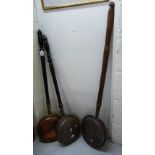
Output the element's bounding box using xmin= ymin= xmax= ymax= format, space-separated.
xmin=95 ymin=2 xmax=115 ymax=118
xmin=43 ymin=35 xmax=65 ymax=116
xmin=37 ymin=30 xmax=51 ymax=114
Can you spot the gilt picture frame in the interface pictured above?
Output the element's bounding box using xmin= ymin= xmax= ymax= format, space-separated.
xmin=41 ymin=0 xmax=109 ymax=10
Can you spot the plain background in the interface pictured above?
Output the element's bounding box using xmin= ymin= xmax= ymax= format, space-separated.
xmin=0 ymin=0 xmax=155 ymax=155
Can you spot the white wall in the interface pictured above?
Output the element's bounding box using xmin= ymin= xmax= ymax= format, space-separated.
xmin=33 ymin=0 xmax=122 ymax=144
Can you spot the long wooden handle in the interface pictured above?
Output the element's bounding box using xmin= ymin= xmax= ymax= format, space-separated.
xmin=43 ymin=35 xmax=65 ymax=116
xmin=37 ymin=30 xmax=51 ymax=114
xmin=95 ymin=2 xmax=115 ymax=118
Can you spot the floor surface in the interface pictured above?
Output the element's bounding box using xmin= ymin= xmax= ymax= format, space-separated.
xmin=33 ymin=136 xmax=122 ymax=155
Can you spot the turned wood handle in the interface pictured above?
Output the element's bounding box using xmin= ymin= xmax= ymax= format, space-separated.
xmin=37 ymin=30 xmax=44 ymax=50
xmin=95 ymin=2 xmax=115 ymax=118
xmin=37 ymin=30 xmax=51 ymax=114
xmin=43 ymin=35 xmax=65 ymax=116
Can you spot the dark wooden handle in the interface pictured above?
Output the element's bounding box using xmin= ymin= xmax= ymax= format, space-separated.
xmin=43 ymin=35 xmax=65 ymax=116
xmin=37 ymin=30 xmax=44 ymax=50
xmin=37 ymin=30 xmax=51 ymax=114
xmin=95 ymin=2 xmax=115 ymax=118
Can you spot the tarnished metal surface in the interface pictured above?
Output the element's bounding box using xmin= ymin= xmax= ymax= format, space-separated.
xmin=56 ymin=115 xmax=81 ymax=145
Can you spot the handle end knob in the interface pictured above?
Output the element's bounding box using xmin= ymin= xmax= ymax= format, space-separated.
xmin=109 ymin=1 xmax=115 ymax=7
